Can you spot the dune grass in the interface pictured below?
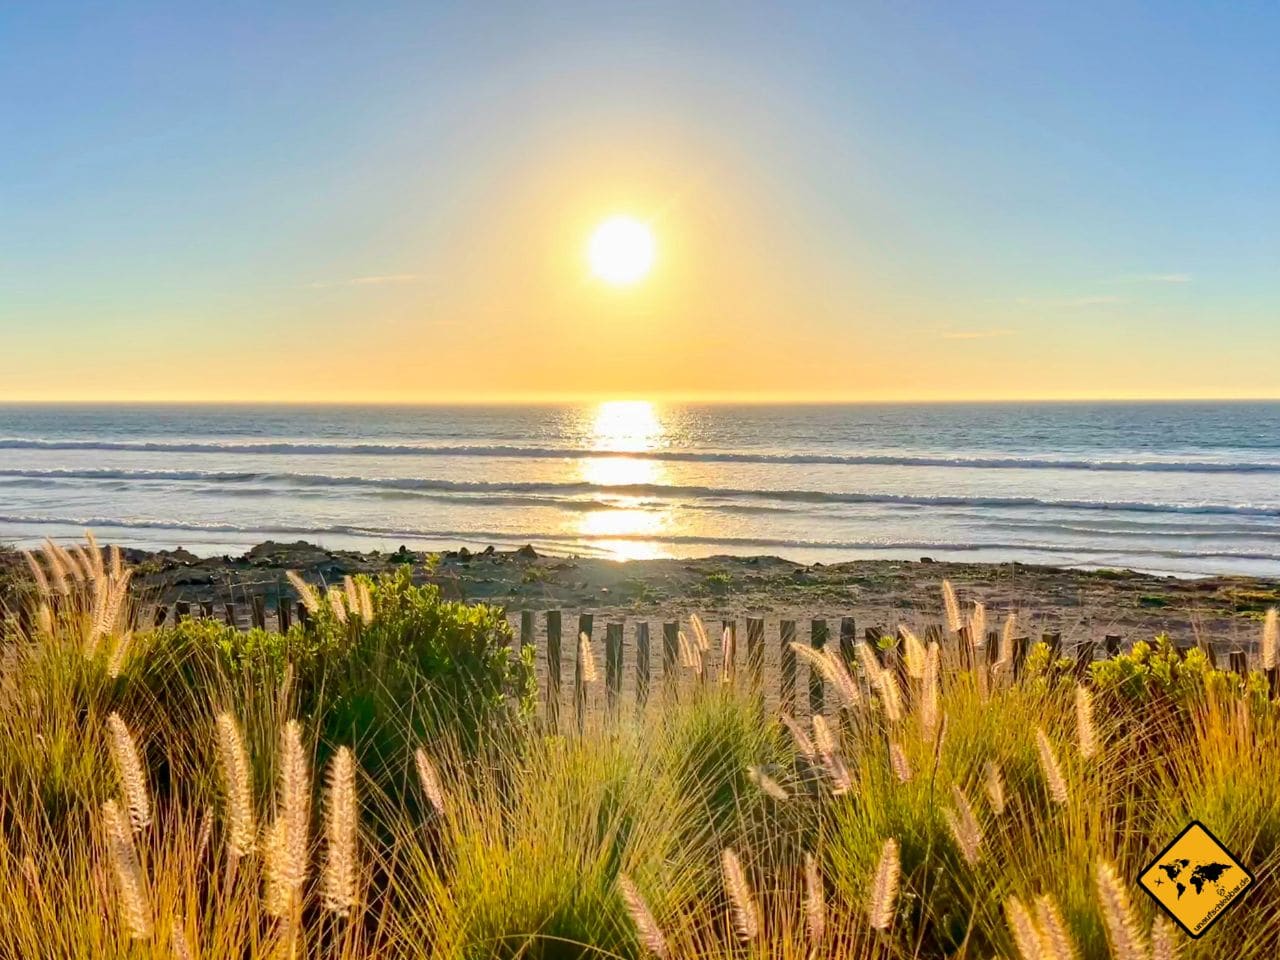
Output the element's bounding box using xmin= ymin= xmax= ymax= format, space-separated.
xmin=1 ymin=536 xmax=1277 ymax=958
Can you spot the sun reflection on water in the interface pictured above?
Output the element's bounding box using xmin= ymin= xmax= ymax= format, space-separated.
xmin=578 ymin=400 xmax=672 ymax=559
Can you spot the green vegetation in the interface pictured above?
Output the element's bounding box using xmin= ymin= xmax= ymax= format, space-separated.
xmin=2 ymin=541 xmax=1279 ymax=958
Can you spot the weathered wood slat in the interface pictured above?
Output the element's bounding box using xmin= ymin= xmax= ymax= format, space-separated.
xmin=745 ymin=617 xmax=764 ymax=690
xmin=663 ymin=622 xmax=679 ymax=681
xmin=575 ymin=613 xmax=593 ymax=731
xmin=636 ymin=622 xmax=651 ymax=706
xmin=546 ymin=610 xmax=562 ymax=730
xmin=722 ymin=619 xmax=737 ymax=683
xmin=810 ymin=619 xmax=828 ymax=714
xmin=780 ymin=619 xmax=797 ymax=712
xmin=605 ymin=622 xmax=623 ymax=712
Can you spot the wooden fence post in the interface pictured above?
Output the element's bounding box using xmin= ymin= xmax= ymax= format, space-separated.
xmin=575 ymin=614 xmax=593 ymax=732
xmin=198 ymin=600 xmax=214 ymax=619
xmin=223 ymin=602 xmax=236 ymax=626
xmin=295 ymin=601 xmax=311 ymax=631
xmin=1011 ymin=635 xmax=1028 ymax=679
xmin=722 ymin=619 xmax=737 ymax=683
xmin=1075 ymin=639 xmax=1096 ymax=678
xmin=251 ymin=595 xmax=266 ymax=631
xmin=663 ymin=622 xmax=679 ymax=683
xmin=1229 ymin=650 xmax=1248 ymax=677
xmin=605 ymin=622 xmax=624 ymax=713
xmin=839 ymin=617 xmax=856 ymax=670
xmin=277 ymin=597 xmax=291 ymax=632
xmin=546 ymin=611 xmax=562 ymax=730
xmin=153 ymin=605 xmax=168 ymax=627
xmin=780 ymin=620 xmax=797 ymax=713
xmin=957 ymin=625 xmax=972 ymax=670
xmin=810 ymin=619 xmax=828 ymax=714
xmin=1104 ymin=635 xmax=1122 ymax=658
xmin=636 ymin=622 xmax=651 ymax=707
xmin=746 ymin=617 xmax=764 ymax=690
xmin=1043 ymin=632 xmax=1062 ymax=658
xmin=175 ymin=601 xmax=190 ymax=623
xmin=986 ymin=630 xmax=1000 ymax=667
xmin=520 ymin=610 xmax=534 ymax=652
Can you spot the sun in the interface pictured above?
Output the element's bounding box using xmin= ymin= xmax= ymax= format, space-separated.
xmin=587 ymin=216 xmax=654 ymax=285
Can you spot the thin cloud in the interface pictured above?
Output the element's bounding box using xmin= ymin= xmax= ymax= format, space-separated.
xmin=1013 ymin=295 xmax=1125 ymax=307
xmin=1119 ymin=273 xmax=1192 ymax=284
xmin=306 ymin=273 xmax=423 ymax=289
xmin=348 ymin=273 xmax=422 ymax=285
xmin=941 ymin=329 xmax=1016 ymax=340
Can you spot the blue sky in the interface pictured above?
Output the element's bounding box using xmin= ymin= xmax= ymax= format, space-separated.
xmin=1 ymin=2 xmax=1277 ymax=400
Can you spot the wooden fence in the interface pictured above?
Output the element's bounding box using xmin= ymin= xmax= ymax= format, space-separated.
xmin=134 ymin=597 xmax=1280 ymax=729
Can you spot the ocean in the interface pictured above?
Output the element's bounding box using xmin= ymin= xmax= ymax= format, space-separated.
xmin=1 ymin=402 xmax=1278 ymax=577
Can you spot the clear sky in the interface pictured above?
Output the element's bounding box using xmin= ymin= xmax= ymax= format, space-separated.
xmin=2 ymin=2 xmax=1277 ymax=402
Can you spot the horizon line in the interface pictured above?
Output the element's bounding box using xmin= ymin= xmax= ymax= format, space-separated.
xmin=2 ymin=394 xmax=1279 ymax=406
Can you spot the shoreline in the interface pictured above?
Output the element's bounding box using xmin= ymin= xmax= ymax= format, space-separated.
xmin=16 ymin=538 xmax=1271 ymax=655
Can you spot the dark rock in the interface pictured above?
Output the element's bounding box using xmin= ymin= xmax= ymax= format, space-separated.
xmin=516 ymin=544 xmax=539 ymax=560
xmin=920 ymin=556 xmax=935 ymax=563
xmin=457 ymin=547 xmax=472 ymax=563
xmin=482 ymin=545 xmax=495 ymax=556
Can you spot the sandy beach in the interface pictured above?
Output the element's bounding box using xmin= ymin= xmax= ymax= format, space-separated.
xmin=26 ymin=539 xmax=1271 ymax=659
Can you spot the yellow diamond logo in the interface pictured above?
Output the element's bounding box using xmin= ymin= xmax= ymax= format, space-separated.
xmin=1137 ymin=821 xmax=1254 ymax=938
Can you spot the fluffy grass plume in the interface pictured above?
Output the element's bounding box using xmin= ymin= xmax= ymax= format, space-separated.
xmin=720 ymin=848 xmax=759 ymax=941
xmin=1075 ymin=684 xmax=1099 ymax=760
xmin=40 ymin=539 xmax=69 ymax=594
xmin=85 ymin=530 xmax=105 ymax=579
xmin=804 ymin=852 xmax=825 ymax=944
xmin=877 ymin=669 xmax=904 ymax=723
xmin=901 ymin=625 xmax=926 ymax=679
xmin=414 ymin=746 xmax=446 ymax=817
xmin=171 ymin=920 xmax=194 ymax=960
xmin=618 ymin=874 xmax=670 ymax=960
xmin=22 ymin=550 xmax=50 ymax=596
xmin=1095 ymin=859 xmax=1148 ymax=960
xmin=790 ymin=642 xmax=861 ymax=708
xmin=1035 ymin=894 xmax=1078 ymax=960
xmin=811 ymin=714 xmax=851 ymax=793
xmin=214 ymin=712 xmax=257 ymax=859
xmin=285 ymin=570 xmax=320 ymax=614
xmin=343 ymin=576 xmax=360 ymax=619
xmin=942 ymin=579 xmax=962 ymax=633
xmin=1004 ymin=896 xmax=1041 ymax=960
xmin=1263 ymin=607 xmax=1278 ymax=671
xmin=746 ymin=765 xmax=788 ymax=801
xmin=1151 ymin=917 xmax=1179 ymax=960
xmin=779 ymin=713 xmax=817 ymax=761
xmin=322 ymin=746 xmax=359 ymax=917
xmin=106 ymin=712 xmax=152 ymax=831
xmin=889 ymin=740 xmax=912 ymax=782
xmin=1035 ymin=727 xmax=1070 ymax=805
xmin=328 ymin=587 xmax=349 ymax=624
xmin=984 ymin=760 xmax=1007 ymax=816
xmin=856 ymin=641 xmax=883 ymax=683
xmin=102 ymin=799 xmax=152 ymax=939
xmin=944 ymin=784 xmax=983 ymax=866
xmin=867 ymin=838 xmax=900 ymax=931
xmin=266 ymin=719 xmax=311 ymax=914
xmin=920 ymin=641 xmax=941 ymax=737
xmin=689 ymin=613 xmax=710 ymax=651
xmin=969 ymin=601 xmax=987 ymax=649
xmin=579 ymin=631 xmax=599 ymax=684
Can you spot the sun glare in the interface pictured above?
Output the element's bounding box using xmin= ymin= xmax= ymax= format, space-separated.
xmin=587 ymin=216 xmax=654 ymax=285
